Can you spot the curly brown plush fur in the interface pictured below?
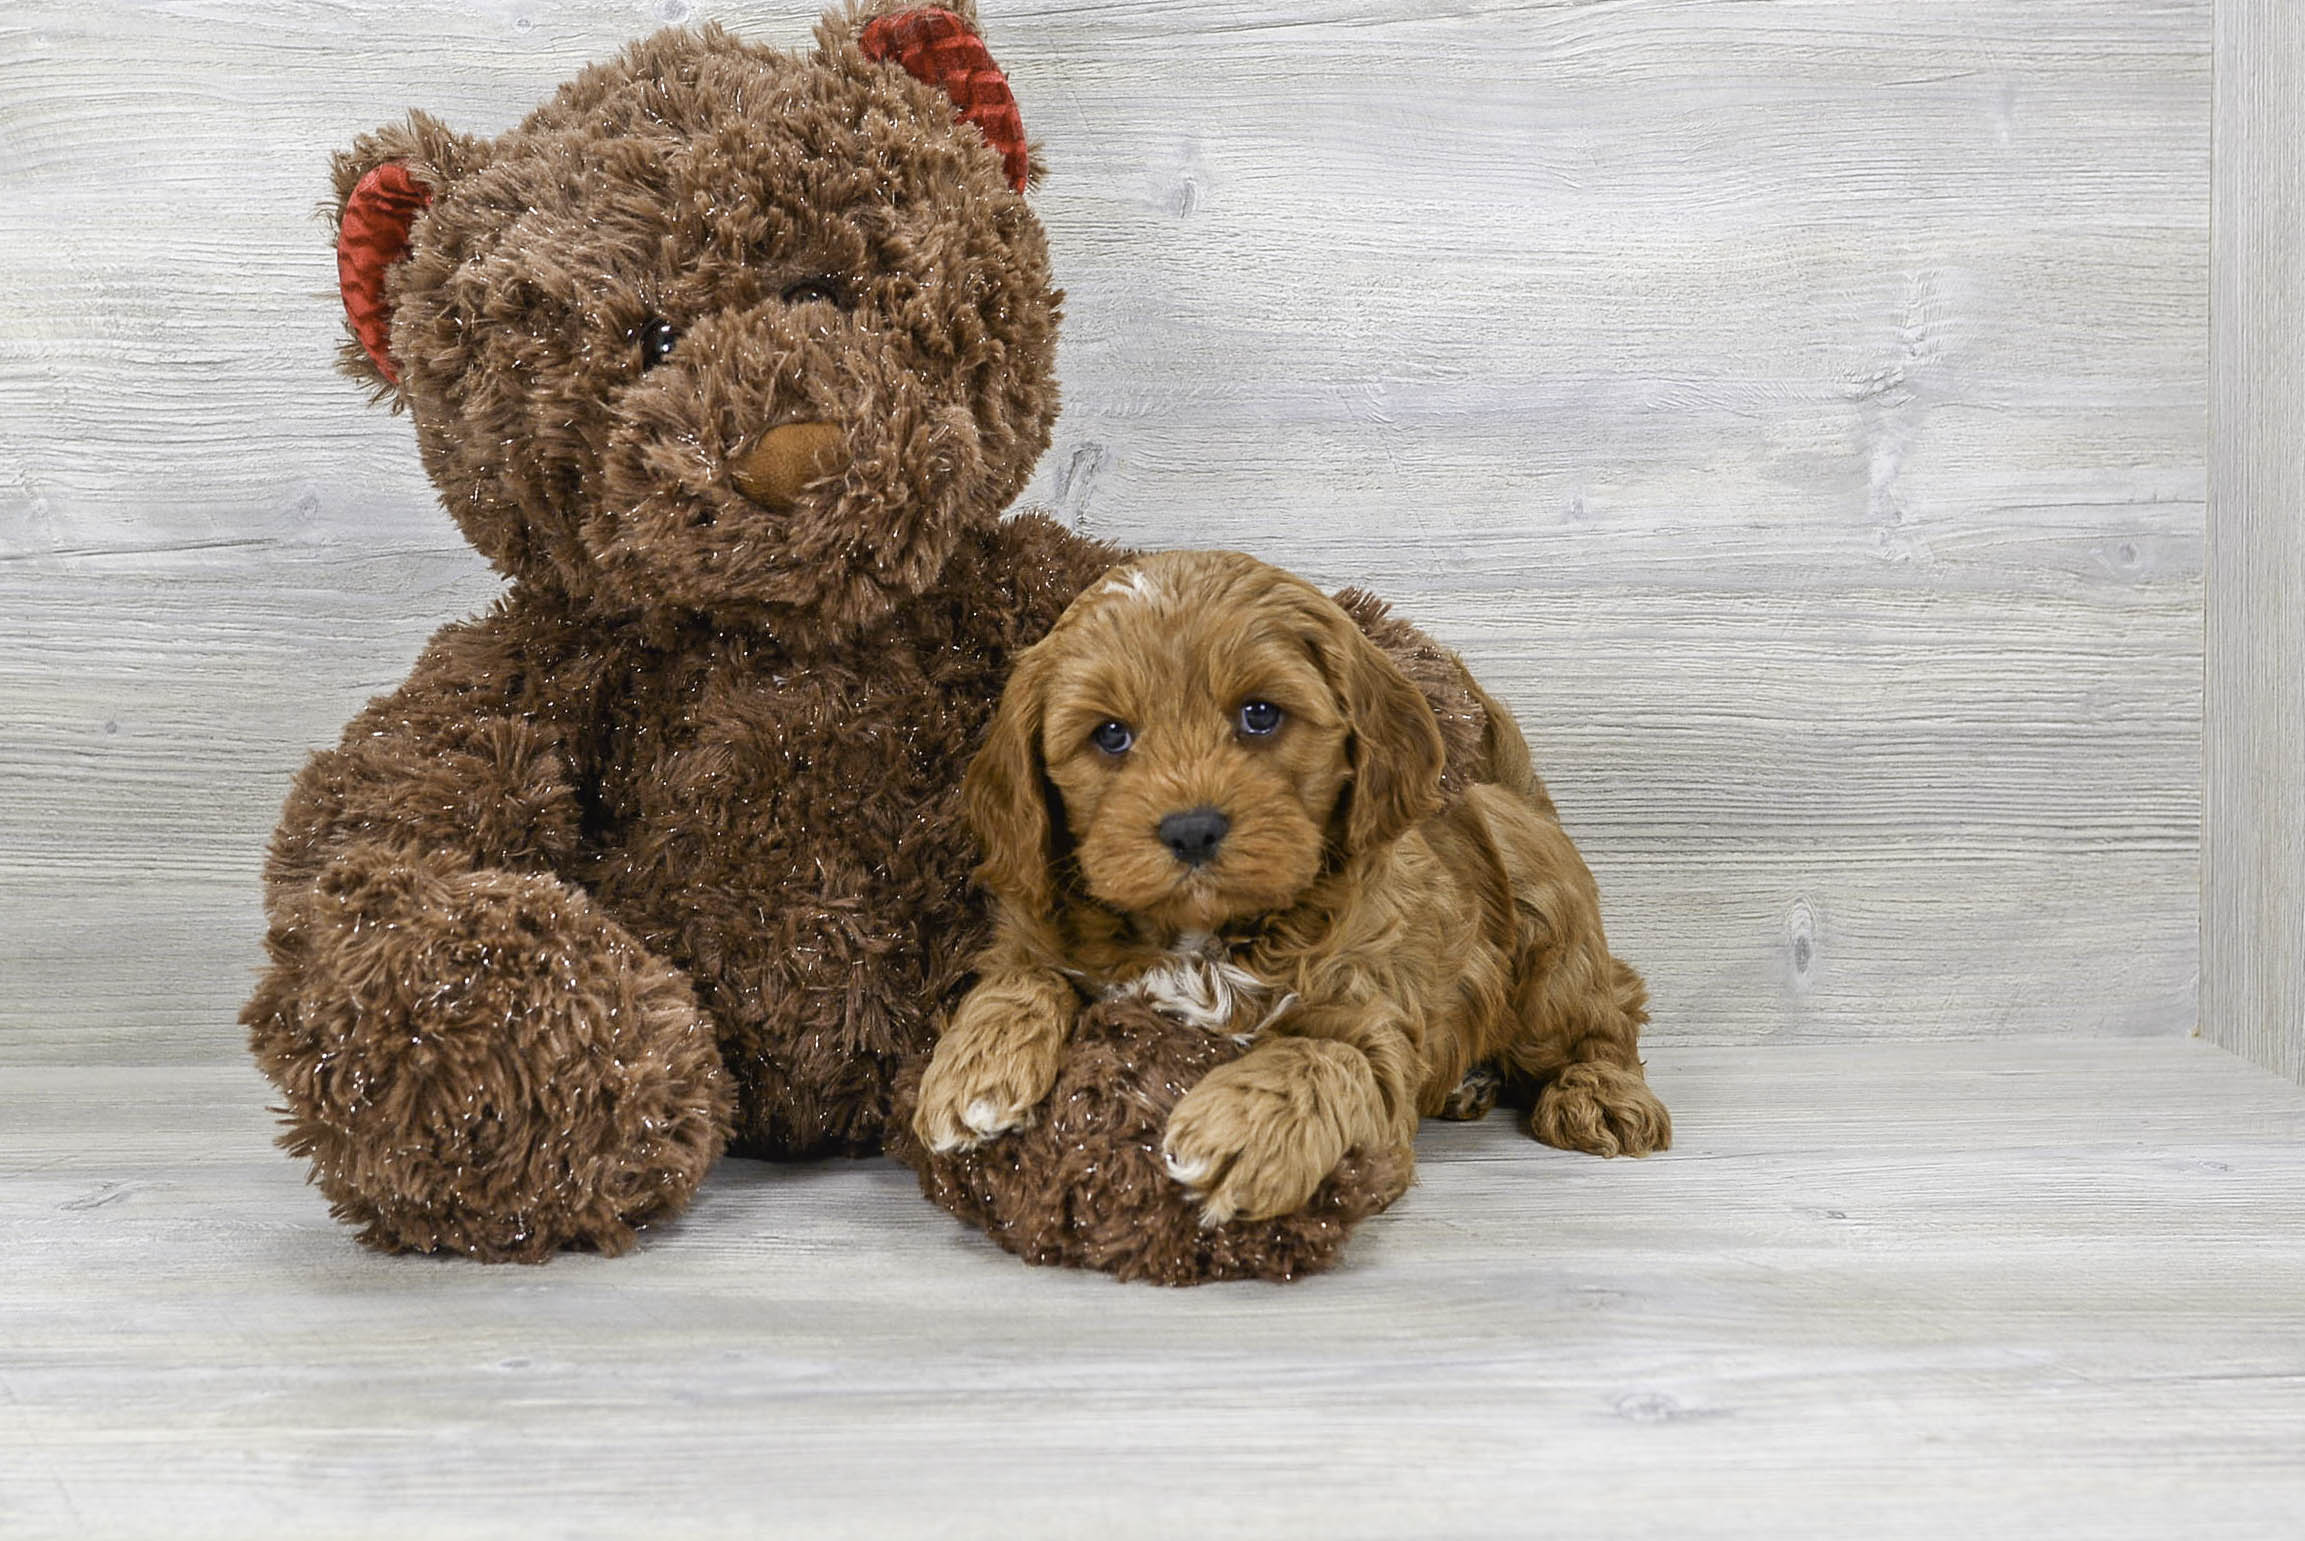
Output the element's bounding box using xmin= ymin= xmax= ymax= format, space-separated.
xmin=893 ymin=1001 xmax=1409 ymax=1284
xmin=246 ymin=5 xmax=1500 ymax=1266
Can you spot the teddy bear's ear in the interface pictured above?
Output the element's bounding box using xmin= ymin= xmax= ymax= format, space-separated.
xmin=327 ymin=112 xmax=491 ymax=394
xmin=824 ymin=3 xmax=1035 ymax=192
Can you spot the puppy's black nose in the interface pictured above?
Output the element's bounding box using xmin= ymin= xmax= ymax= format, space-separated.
xmin=1158 ymin=806 xmax=1230 ymax=867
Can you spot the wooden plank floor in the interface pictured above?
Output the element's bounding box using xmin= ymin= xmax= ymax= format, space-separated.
xmin=4 ymin=1037 xmax=2301 ymax=1539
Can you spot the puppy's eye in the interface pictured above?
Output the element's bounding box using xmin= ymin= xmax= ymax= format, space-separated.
xmin=1237 ymin=700 xmax=1284 ymax=737
xmin=638 ymin=318 xmax=679 ymax=370
xmin=1090 ymin=720 xmax=1134 ymax=756
xmin=781 ymin=274 xmax=850 ymax=308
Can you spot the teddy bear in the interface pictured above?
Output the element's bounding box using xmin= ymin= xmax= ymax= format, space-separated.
xmin=245 ymin=1 xmax=1502 ymax=1275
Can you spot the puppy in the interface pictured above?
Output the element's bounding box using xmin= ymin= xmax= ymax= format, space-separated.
xmin=914 ymin=550 xmax=1669 ymax=1226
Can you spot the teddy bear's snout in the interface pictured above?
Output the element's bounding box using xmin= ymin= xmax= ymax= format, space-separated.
xmin=729 ymin=421 xmax=849 ymax=508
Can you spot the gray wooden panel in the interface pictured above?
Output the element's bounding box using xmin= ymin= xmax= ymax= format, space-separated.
xmin=0 ymin=0 xmax=2206 ymax=1060
xmin=4 ymin=1039 xmax=2303 ymax=1537
xmin=2205 ymin=0 xmax=2304 ymax=1085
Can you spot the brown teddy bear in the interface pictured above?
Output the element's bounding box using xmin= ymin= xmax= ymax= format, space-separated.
xmin=245 ymin=2 xmax=1501 ymax=1275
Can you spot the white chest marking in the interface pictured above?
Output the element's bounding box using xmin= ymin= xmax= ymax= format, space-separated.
xmin=1103 ymin=938 xmax=1298 ymax=1043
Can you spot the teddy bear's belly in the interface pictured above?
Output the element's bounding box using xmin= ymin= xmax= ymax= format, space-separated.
xmin=578 ymin=658 xmax=994 ymax=1158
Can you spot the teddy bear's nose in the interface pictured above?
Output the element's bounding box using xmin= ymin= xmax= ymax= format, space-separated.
xmin=729 ymin=421 xmax=848 ymax=508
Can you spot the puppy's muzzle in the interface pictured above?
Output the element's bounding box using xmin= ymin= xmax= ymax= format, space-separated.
xmin=730 ymin=421 xmax=848 ymax=508
xmin=1158 ymin=806 xmax=1230 ymax=868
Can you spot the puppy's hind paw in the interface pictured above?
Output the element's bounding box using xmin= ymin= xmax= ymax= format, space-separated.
xmin=1437 ymin=1063 xmax=1502 ymax=1122
xmin=923 ymin=1096 xmax=1031 ymax=1154
xmin=1530 ymin=1062 xmax=1672 ymax=1157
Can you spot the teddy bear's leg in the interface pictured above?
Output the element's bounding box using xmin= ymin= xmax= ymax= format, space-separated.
xmin=246 ymin=846 xmax=732 ymax=1260
xmin=244 ymin=621 xmax=733 ymax=1260
xmin=894 ymin=999 xmax=1408 ymax=1284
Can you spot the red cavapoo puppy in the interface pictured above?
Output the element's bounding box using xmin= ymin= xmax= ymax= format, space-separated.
xmin=915 ymin=550 xmax=1669 ymax=1225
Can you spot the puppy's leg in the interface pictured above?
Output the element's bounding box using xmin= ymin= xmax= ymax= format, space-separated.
xmin=1162 ymin=1009 xmax=1415 ymax=1226
xmin=1467 ymin=786 xmax=1672 ymax=1158
xmin=1514 ymin=956 xmax=1671 ymax=1158
xmin=913 ymin=964 xmax=1076 ymax=1153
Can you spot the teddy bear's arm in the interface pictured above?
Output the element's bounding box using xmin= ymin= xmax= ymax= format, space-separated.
xmin=259 ymin=612 xmax=597 ymax=894
xmin=243 ymin=609 xmax=732 ymax=1261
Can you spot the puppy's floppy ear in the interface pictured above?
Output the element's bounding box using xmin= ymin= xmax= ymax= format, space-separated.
xmin=1315 ymin=606 xmax=1448 ymax=855
xmin=963 ymin=643 xmax=1063 ymax=922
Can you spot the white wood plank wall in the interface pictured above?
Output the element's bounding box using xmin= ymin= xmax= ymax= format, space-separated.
xmin=0 ymin=1 xmax=2208 ymax=1064
xmin=2206 ymin=0 xmax=2304 ymax=1085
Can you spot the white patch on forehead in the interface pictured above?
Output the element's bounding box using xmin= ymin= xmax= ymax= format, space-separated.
xmin=1097 ymin=567 xmax=1164 ymax=604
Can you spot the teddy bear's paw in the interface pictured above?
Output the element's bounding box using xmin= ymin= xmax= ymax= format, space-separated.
xmin=250 ymin=853 xmax=733 ymax=1260
xmin=901 ymin=998 xmax=1416 ymax=1283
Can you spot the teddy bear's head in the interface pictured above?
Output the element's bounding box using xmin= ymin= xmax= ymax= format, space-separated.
xmin=332 ymin=4 xmax=1057 ymax=643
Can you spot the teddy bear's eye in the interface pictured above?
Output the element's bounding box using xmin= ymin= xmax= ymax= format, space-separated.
xmin=1238 ymin=700 xmax=1284 ymax=737
xmin=1090 ymin=720 xmax=1133 ymax=756
xmin=638 ymin=318 xmax=679 ymax=370
xmin=781 ymin=275 xmax=850 ymax=308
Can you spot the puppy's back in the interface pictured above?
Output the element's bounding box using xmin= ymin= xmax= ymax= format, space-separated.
xmin=1452 ymin=671 xmax=1556 ymax=823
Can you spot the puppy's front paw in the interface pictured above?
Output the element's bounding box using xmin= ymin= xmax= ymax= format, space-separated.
xmin=1531 ymin=1062 xmax=1672 ymax=1157
xmin=913 ymin=1030 xmax=1064 ymax=1155
xmin=1161 ymin=1043 xmax=1387 ymax=1226
xmin=912 ymin=970 xmax=1075 ymax=1155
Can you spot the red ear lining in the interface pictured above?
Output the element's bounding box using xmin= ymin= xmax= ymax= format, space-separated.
xmin=860 ymin=7 xmax=1030 ymax=193
xmin=337 ymin=161 xmax=432 ymax=385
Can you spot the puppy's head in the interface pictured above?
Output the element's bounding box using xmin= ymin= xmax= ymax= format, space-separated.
xmin=967 ymin=550 xmax=1445 ymax=935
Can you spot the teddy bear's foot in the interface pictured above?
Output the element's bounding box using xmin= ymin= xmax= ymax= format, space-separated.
xmin=245 ymin=851 xmax=733 ymax=1261
xmin=892 ymin=1000 xmax=1408 ymax=1284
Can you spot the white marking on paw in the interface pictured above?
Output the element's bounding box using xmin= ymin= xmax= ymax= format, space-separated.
xmin=1164 ymin=1149 xmax=1215 ymax=1188
xmin=962 ymin=1097 xmax=1010 ymax=1136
